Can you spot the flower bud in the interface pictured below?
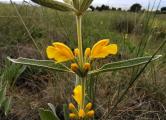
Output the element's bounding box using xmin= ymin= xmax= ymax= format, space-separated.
xmin=69 ymin=113 xmax=77 ymax=119
xmin=71 ymin=63 xmax=79 ymax=73
xmin=74 ymin=48 xmax=80 ymax=57
xmin=78 ymin=109 xmax=85 ymax=118
xmin=86 ymin=110 xmax=95 ymax=118
xmin=85 ymin=103 xmax=92 ymax=110
xmin=83 ymin=63 xmax=91 ymax=72
xmin=84 ymin=48 xmax=91 ymax=58
xmin=69 ymin=103 xmax=76 ymax=111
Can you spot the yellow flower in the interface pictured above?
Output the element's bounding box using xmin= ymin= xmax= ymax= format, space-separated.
xmin=47 ymin=39 xmax=117 ymax=64
xmin=83 ymin=63 xmax=91 ymax=72
xmin=91 ymin=39 xmax=117 ymax=59
xmin=69 ymin=113 xmax=77 ymax=119
xmin=84 ymin=48 xmax=91 ymax=58
xmin=74 ymin=48 xmax=80 ymax=57
xmin=71 ymin=63 xmax=79 ymax=73
xmin=69 ymin=103 xmax=76 ymax=111
xmin=70 ymin=87 xmax=95 ymax=119
xmin=73 ymin=85 xmax=82 ymax=106
xmin=46 ymin=42 xmax=74 ymax=63
xmin=78 ymin=109 xmax=85 ymax=118
xmin=85 ymin=103 xmax=92 ymax=110
xmin=69 ymin=102 xmax=95 ymax=119
xmin=86 ymin=110 xmax=95 ymax=118
xmin=46 ymin=40 xmax=118 ymax=77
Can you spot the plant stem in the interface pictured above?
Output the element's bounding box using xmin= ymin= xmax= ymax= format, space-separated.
xmin=76 ymin=15 xmax=84 ymax=68
xmin=81 ymin=77 xmax=86 ymax=109
xmin=75 ymin=75 xmax=80 ymax=86
xmin=76 ymin=14 xmax=85 ymax=110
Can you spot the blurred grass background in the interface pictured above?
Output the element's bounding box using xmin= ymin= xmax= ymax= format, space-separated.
xmin=0 ymin=2 xmax=166 ymax=120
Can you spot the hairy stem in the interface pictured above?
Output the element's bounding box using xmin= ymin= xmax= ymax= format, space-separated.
xmin=76 ymin=15 xmax=84 ymax=68
xmin=81 ymin=77 xmax=86 ymax=109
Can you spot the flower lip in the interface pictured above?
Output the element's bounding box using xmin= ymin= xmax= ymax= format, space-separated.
xmin=73 ymin=85 xmax=82 ymax=106
xmin=90 ymin=39 xmax=118 ymax=59
xmin=46 ymin=42 xmax=74 ymax=63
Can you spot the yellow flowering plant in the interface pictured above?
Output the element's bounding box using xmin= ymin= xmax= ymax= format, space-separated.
xmin=46 ymin=39 xmax=117 ymax=77
xmin=7 ymin=0 xmax=162 ymax=120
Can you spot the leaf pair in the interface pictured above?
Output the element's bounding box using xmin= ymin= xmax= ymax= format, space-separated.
xmin=7 ymin=55 xmax=162 ymax=75
xmin=31 ymin=0 xmax=77 ymax=12
xmin=31 ymin=0 xmax=94 ymax=14
xmin=7 ymin=57 xmax=72 ymax=73
xmin=89 ymin=55 xmax=162 ymax=75
xmin=80 ymin=0 xmax=93 ymax=12
xmin=72 ymin=0 xmax=94 ymax=12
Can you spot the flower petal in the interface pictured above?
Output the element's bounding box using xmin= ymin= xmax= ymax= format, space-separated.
xmin=91 ymin=39 xmax=117 ymax=59
xmin=46 ymin=42 xmax=74 ymax=63
xmin=91 ymin=39 xmax=109 ymax=58
xmin=46 ymin=46 xmax=57 ymax=59
xmin=106 ymin=44 xmax=118 ymax=55
xmin=73 ymin=85 xmax=82 ymax=106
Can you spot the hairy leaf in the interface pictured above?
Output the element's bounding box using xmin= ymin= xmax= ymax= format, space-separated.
xmin=7 ymin=57 xmax=72 ymax=73
xmin=72 ymin=0 xmax=80 ymax=10
xmin=39 ymin=108 xmax=59 ymax=120
xmin=31 ymin=0 xmax=77 ymax=12
xmin=48 ymin=103 xmax=60 ymax=120
xmin=89 ymin=55 xmax=162 ymax=75
xmin=80 ymin=0 xmax=93 ymax=12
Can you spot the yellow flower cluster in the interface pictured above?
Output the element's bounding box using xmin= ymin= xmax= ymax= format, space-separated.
xmin=46 ymin=39 xmax=117 ymax=76
xmin=69 ymin=85 xmax=95 ymax=119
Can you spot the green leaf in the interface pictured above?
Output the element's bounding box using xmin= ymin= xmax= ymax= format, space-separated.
xmin=7 ymin=57 xmax=72 ymax=73
xmin=0 ymin=87 xmax=6 ymax=106
xmin=80 ymin=0 xmax=93 ymax=12
xmin=63 ymin=104 xmax=69 ymax=120
xmin=63 ymin=0 xmax=72 ymax=5
xmin=31 ymin=0 xmax=77 ymax=12
xmin=48 ymin=103 xmax=60 ymax=120
xmin=72 ymin=0 xmax=80 ymax=10
xmin=89 ymin=55 xmax=162 ymax=75
xmin=3 ymin=97 xmax=12 ymax=115
xmin=12 ymin=65 xmax=26 ymax=87
xmin=39 ymin=108 xmax=59 ymax=120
